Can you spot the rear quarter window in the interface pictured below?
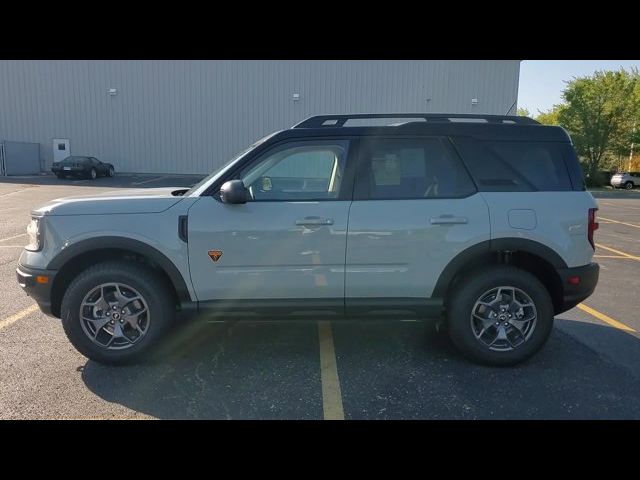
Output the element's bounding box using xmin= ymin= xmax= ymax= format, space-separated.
xmin=452 ymin=137 xmax=575 ymax=192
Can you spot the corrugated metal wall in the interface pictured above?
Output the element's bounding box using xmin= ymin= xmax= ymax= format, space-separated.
xmin=0 ymin=60 xmax=520 ymax=174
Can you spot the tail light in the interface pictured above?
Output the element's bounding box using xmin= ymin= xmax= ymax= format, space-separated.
xmin=588 ymin=208 xmax=599 ymax=250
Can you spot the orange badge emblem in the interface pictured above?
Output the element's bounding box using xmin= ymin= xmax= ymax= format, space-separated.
xmin=208 ymin=250 xmax=223 ymax=262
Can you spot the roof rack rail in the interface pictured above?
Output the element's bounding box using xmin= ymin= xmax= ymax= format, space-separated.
xmin=293 ymin=113 xmax=540 ymax=128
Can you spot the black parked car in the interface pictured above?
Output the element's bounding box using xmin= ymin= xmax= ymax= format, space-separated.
xmin=51 ymin=156 xmax=115 ymax=180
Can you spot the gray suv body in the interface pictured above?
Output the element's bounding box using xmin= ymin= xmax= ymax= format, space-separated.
xmin=16 ymin=113 xmax=600 ymax=366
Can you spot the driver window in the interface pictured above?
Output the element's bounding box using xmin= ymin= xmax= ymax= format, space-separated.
xmin=239 ymin=141 xmax=348 ymax=201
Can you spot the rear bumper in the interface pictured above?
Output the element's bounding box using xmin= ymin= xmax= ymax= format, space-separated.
xmin=556 ymin=262 xmax=599 ymax=314
xmin=51 ymin=166 xmax=83 ymax=174
xmin=16 ymin=264 xmax=57 ymax=316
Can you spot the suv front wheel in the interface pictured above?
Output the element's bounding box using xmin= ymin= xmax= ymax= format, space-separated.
xmin=60 ymin=260 xmax=176 ymax=365
xmin=447 ymin=265 xmax=554 ymax=366
xmin=625 ymin=181 xmax=634 ymax=190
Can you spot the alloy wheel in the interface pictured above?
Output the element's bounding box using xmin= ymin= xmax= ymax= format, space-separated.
xmin=79 ymin=283 xmax=150 ymax=350
xmin=470 ymin=286 xmax=537 ymax=352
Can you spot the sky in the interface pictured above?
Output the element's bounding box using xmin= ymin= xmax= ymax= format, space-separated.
xmin=517 ymin=60 xmax=640 ymax=115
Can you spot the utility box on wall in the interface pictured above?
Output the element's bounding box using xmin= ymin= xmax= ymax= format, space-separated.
xmin=0 ymin=140 xmax=40 ymax=176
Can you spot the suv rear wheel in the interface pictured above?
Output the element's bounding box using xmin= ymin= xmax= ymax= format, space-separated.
xmin=60 ymin=260 xmax=175 ymax=365
xmin=447 ymin=265 xmax=554 ymax=366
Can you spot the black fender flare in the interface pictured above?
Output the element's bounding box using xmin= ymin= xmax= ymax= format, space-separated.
xmin=432 ymin=238 xmax=567 ymax=298
xmin=47 ymin=236 xmax=192 ymax=302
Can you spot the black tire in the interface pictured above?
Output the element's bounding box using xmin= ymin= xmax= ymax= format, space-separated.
xmin=60 ymin=260 xmax=176 ymax=365
xmin=108 ymin=166 xmax=115 ymax=177
xmin=447 ymin=265 xmax=554 ymax=366
xmin=88 ymin=168 xmax=97 ymax=180
xmin=55 ymin=173 xmax=66 ymax=179
xmin=625 ymin=181 xmax=634 ymax=190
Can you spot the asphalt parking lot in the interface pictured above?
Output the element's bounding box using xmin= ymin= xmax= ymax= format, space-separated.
xmin=2 ymin=175 xmax=640 ymax=419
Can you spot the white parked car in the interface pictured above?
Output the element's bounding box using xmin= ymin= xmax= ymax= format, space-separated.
xmin=611 ymin=172 xmax=640 ymax=189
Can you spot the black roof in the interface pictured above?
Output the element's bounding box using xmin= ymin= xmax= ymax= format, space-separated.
xmin=278 ymin=113 xmax=570 ymax=143
xmin=294 ymin=113 xmax=540 ymax=128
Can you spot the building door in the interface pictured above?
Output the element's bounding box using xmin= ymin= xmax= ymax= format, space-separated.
xmin=53 ymin=139 xmax=70 ymax=163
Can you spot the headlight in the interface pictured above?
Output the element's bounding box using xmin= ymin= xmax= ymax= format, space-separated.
xmin=25 ymin=217 xmax=42 ymax=251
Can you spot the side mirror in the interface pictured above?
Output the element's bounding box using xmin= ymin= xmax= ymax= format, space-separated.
xmin=219 ymin=180 xmax=249 ymax=204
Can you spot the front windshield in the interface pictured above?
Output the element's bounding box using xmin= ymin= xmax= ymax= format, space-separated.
xmin=184 ymin=132 xmax=279 ymax=196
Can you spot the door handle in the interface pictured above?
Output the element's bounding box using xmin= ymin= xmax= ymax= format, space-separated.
xmin=429 ymin=215 xmax=468 ymax=225
xmin=295 ymin=216 xmax=334 ymax=226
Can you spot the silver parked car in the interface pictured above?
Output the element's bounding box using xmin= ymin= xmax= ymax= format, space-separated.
xmin=611 ymin=172 xmax=640 ymax=189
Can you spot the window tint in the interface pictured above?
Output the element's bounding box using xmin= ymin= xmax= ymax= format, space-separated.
xmin=453 ymin=137 xmax=573 ymax=192
xmin=239 ymin=141 xmax=348 ymax=201
xmin=487 ymin=142 xmax=572 ymax=191
xmin=357 ymin=137 xmax=476 ymax=199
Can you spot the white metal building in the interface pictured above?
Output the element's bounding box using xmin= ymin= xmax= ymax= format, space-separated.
xmin=0 ymin=60 xmax=521 ymax=175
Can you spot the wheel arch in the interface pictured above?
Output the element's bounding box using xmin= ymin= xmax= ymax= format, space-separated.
xmin=434 ymin=238 xmax=567 ymax=314
xmin=48 ymin=237 xmax=192 ymax=317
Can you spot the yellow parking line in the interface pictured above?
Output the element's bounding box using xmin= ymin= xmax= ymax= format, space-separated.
xmin=595 ymin=243 xmax=640 ymax=261
xmin=600 ymin=201 xmax=640 ymax=210
xmin=577 ymin=304 xmax=636 ymax=333
xmin=131 ymin=176 xmax=165 ymax=186
xmin=593 ymin=254 xmax=631 ymax=259
xmin=0 ymin=232 xmax=26 ymax=243
xmin=317 ymin=321 xmax=345 ymax=420
xmin=0 ymin=304 xmax=40 ymax=331
xmin=598 ymin=216 xmax=640 ymax=229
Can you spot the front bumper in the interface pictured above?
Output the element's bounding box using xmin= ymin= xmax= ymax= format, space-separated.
xmin=557 ymin=262 xmax=599 ymax=314
xmin=16 ymin=264 xmax=57 ymax=316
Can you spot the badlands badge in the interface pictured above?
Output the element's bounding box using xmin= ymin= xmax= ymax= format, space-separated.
xmin=208 ymin=250 xmax=223 ymax=262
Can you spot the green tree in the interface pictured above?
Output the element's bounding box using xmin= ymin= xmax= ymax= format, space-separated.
xmin=535 ymin=106 xmax=562 ymax=125
xmin=516 ymin=107 xmax=531 ymax=117
xmin=558 ymin=68 xmax=640 ymax=180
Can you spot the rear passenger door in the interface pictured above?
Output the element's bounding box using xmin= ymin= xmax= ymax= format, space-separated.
xmin=345 ymin=136 xmax=490 ymax=316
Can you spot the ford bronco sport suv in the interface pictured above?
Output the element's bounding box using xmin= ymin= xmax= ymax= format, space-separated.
xmin=16 ymin=113 xmax=599 ymax=366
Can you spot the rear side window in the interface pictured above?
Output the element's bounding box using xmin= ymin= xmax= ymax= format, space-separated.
xmin=488 ymin=142 xmax=572 ymax=191
xmin=452 ymin=137 xmax=573 ymax=191
xmin=355 ymin=137 xmax=476 ymax=200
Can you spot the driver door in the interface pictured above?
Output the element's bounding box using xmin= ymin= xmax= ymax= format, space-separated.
xmin=187 ymin=138 xmax=355 ymax=315
xmin=90 ymin=157 xmax=105 ymax=174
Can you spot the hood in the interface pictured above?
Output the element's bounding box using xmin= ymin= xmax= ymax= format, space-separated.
xmin=32 ymin=187 xmax=188 ymax=216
